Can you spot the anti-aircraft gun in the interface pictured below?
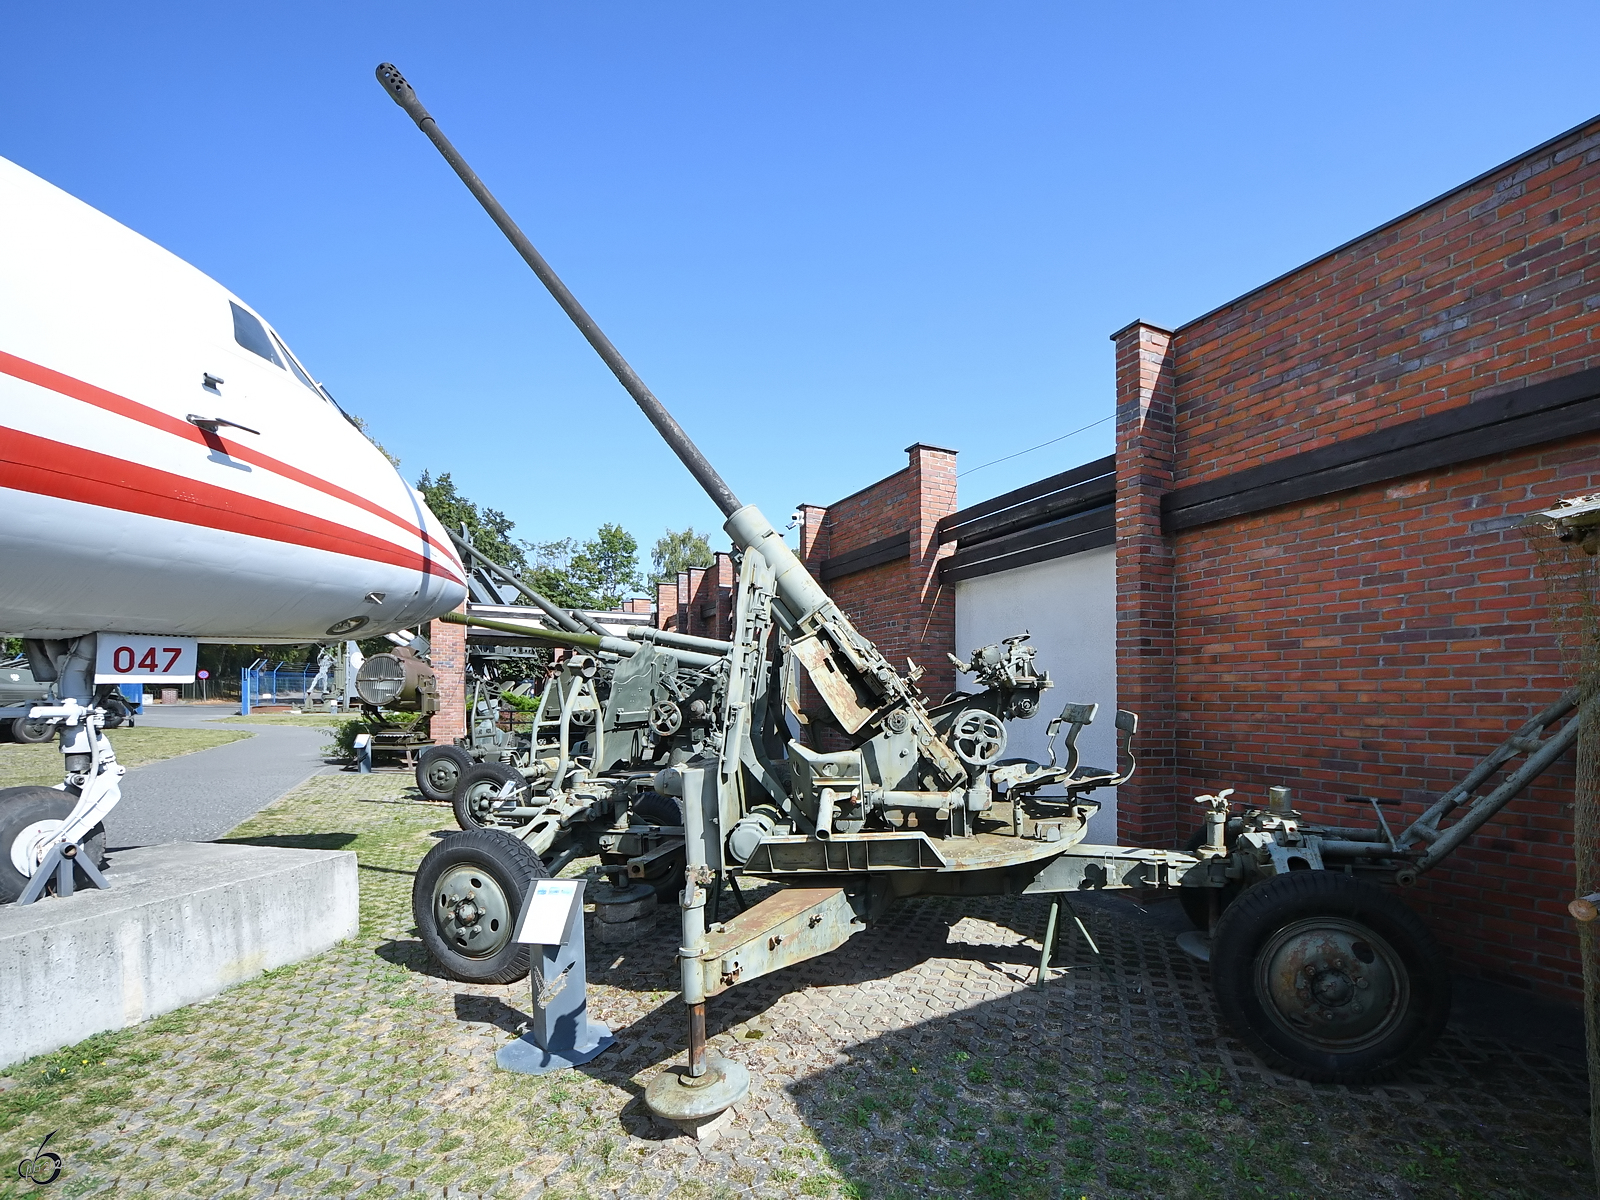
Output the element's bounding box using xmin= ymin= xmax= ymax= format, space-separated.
xmin=412 ymin=528 xmax=606 ymax=802
xmin=377 ymin=62 xmax=1177 ymax=1127
xmin=382 ymin=64 xmax=1590 ymax=1115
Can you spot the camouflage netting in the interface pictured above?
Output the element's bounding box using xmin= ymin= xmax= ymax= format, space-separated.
xmin=1527 ymin=513 xmax=1600 ymax=1187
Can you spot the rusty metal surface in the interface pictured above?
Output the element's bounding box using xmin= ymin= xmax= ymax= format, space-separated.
xmin=1256 ymin=918 xmax=1405 ymax=1051
xmin=788 ymin=634 xmax=875 ymax=734
xmin=1024 ymin=844 xmax=1199 ymax=893
xmin=700 ymin=886 xmax=860 ymax=996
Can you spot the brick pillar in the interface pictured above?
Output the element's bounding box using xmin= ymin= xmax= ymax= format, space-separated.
xmin=906 ymin=443 xmax=959 ymax=697
xmin=685 ymin=567 xmax=708 ymax=636
xmin=796 ymin=504 xmax=830 ymax=571
xmin=655 ymin=581 xmax=677 ymax=630
xmin=1111 ymin=320 xmax=1178 ymax=847
xmin=427 ymin=602 xmax=468 ymax=742
xmin=713 ymin=552 xmax=736 ymax=640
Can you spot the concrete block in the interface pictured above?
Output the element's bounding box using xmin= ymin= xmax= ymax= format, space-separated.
xmin=0 ymin=841 xmax=358 ymax=1068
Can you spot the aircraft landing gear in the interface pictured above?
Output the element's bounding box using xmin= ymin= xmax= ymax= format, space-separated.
xmin=0 ymin=787 xmax=108 ymax=904
xmin=4 ymin=638 xmax=127 ymax=905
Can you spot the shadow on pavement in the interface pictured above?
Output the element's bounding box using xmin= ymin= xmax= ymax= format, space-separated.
xmin=757 ymin=893 xmax=1592 ymax=1198
xmin=216 ymin=832 xmax=357 ymax=851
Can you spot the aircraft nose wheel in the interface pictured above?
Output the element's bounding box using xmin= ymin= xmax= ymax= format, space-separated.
xmin=0 ymin=787 xmax=108 ymax=904
xmin=1209 ymin=871 xmax=1450 ymax=1083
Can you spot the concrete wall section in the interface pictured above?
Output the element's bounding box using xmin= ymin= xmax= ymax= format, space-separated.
xmin=0 ymin=842 xmax=358 ymax=1068
xmin=955 ymin=545 xmax=1119 ymax=842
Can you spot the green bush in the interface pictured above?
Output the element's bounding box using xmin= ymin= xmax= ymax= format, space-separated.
xmin=320 ymin=713 xmax=420 ymax=760
xmin=499 ymin=690 xmax=541 ymax=713
xmin=322 ymin=719 xmax=369 ymax=760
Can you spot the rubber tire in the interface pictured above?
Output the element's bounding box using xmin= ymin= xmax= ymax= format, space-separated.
xmin=416 ymin=745 xmax=473 ymax=803
xmin=453 ymin=762 xmax=525 ymax=831
xmin=412 ymin=829 xmax=547 ymax=984
xmin=10 ymin=716 xmax=55 ymax=744
xmin=0 ymin=786 xmax=108 ymax=904
xmin=1210 ymin=871 xmax=1450 ymax=1083
xmin=1179 ymin=825 xmax=1242 ymax=930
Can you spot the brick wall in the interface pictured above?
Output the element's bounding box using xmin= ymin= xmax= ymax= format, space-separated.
xmin=1116 ymin=114 xmax=1600 ymax=1001
xmin=800 ymin=444 xmax=959 ymax=700
xmin=656 ymin=552 xmax=735 ymax=641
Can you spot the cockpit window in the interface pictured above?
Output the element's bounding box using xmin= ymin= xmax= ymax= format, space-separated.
xmin=271 ymin=332 xmax=322 ymax=396
xmin=231 ymin=302 xmax=284 ymax=367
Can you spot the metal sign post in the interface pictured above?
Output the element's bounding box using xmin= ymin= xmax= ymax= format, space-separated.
xmin=496 ymin=878 xmax=615 ymax=1074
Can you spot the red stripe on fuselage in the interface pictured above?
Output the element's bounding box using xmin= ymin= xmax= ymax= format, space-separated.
xmin=0 ymin=349 xmax=464 ymax=579
xmin=0 ymin=425 xmax=462 ymax=584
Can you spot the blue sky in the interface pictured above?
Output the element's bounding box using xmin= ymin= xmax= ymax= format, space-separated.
xmin=7 ymin=3 xmax=1599 ymax=577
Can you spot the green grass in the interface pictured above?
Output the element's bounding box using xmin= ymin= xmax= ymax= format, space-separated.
xmin=0 ymin=727 xmax=252 ymax=788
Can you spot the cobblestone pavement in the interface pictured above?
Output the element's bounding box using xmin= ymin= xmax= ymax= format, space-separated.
xmin=0 ymin=773 xmax=1590 ymax=1199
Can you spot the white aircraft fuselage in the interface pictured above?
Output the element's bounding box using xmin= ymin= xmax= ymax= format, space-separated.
xmin=0 ymin=156 xmax=466 ymax=642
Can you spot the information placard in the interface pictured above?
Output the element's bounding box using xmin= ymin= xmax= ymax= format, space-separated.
xmin=94 ymin=635 xmax=198 ymax=684
xmin=513 ymin=879 xmax=584 ymax=946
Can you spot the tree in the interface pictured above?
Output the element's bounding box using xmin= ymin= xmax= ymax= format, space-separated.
xmin=526 ymin=525 xmax=644 ymax=611
xmin=414 ymin=469 xmax=643 ymax=611
xmin=416 ymin=471 xmax=529 ymax=576
xmin=571 ymin=524 xmax=645 ymax=609
xmin=346 ymin=411 xmax=401 ymax=469
xmin=649 ymin=527 xmax=714 ymax=588
xmin=526 ymin=538 xmax=588 ymax=609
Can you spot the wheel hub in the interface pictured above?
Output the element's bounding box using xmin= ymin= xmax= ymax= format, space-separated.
xmin=433 ymin=866 xmax=514 ymax=958
xmin=1308 ymin=967 xmax=1356 ymax=1008
xmin=9 ymin=819 xmax=62 ymax=878
xmin=465 ymin=780 xmax=512 ymax=820
xmin=1256 ymin=918 xmax=1402 ymax=1050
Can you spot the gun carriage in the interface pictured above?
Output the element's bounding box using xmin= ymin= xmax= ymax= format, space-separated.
xmin=376 ymin=63 xmax=1585 ymax=1117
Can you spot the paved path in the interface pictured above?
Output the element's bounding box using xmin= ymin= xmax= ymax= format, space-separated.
xmin=104 ymin=706 xmax=335 ymax=849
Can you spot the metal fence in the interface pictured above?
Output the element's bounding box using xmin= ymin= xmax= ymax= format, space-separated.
xmin=240 ymin=660 xmax=323 ymax=714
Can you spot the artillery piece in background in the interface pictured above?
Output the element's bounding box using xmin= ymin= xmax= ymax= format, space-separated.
xmin=339 ymin=629 xmax=441 ymax=764
xmin=378 ymin=64 xmax=1584 ymax=1122
xmin=413 ymin=663 xmax=538 ymax=804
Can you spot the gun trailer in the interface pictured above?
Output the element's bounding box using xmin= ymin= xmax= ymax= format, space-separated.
xmin=376 ymin=63 xmax=1580 ymax=1123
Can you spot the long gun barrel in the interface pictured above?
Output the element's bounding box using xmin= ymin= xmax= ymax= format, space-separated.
xmin=379 ymin=64 xmax=959 ymax=773
xmin=378 ymin=66 xmax=843 ymax=624
xmin=375 ymin=63 xmax=740 ymax=518
xmin=440 ymin=611 xmax=723 ymax=669
xmin=446 ymin=529 xmax=597 ymax=636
